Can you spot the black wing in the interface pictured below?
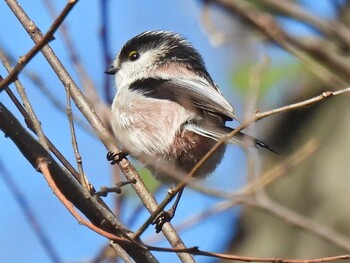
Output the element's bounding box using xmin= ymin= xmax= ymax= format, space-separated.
xmin=129 ymin=77 xmax=236 ymax=123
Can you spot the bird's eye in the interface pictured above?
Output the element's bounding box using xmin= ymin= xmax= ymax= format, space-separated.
xmin=128 ymin=50 xmax=140 ymax=61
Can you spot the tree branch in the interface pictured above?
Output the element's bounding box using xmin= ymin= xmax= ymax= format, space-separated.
xmin=0 ymin=0 xmax=78 ymax=92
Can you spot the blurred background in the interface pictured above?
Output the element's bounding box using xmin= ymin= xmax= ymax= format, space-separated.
xmin=0 ymin=0 xmax=350 ymax=262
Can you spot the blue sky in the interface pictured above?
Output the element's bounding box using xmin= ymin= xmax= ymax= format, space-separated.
xmin=0 ymin=1 xmax=338 ymax=262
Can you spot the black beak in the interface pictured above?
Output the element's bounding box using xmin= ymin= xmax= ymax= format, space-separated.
xmin=105 ymin=65 xmax=118 ymax=75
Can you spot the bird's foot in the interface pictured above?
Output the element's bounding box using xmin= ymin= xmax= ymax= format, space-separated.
xmin=152 ymin=208 xmax=175 ymax=233
xmin=106 ymin=150 xmax=128 ymax=165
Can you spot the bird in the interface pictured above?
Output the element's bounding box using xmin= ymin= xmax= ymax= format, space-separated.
xmin=105 ymin=30 xmax=275 ymax=232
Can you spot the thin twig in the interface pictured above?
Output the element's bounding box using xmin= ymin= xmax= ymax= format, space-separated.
xmin=255 ymin=88 xmax=350 ymax=120
xmin=40 ymin=158 xmax=350 ymax=263
xmin=42 ymin=0 xmax=96 ymax=95
xmin=144 ymin=243 xmax=350 ymax=263
xmin=66 ymin=85 xmax=90 ymax=190
xmin=0 ymin=0 xmax=78 ymax=91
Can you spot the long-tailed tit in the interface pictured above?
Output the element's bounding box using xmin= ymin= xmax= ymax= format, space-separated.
xmin=105 ymin=30 xmax=274 ymax=231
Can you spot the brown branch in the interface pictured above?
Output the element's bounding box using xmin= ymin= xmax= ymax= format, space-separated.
xmin=255 ymin=88 xmax=350 ymax=120
xmin=195 ymin=250 xmax=350 ymax=262
xmin=259 ymin=0 xmax=350 ymax=47
xmin=148 ymin=193 xmax=350 ymax=261
xmin=144 ymin=244 xmax=350 ymax=262
xmin=11 ymin=126 xmax=347 ymax=263
xmin=192 ymin=250 xmax=350 ymax=263
xmin=43 ymin=0 xmax=126 ymax=228
xmin=0 ymin=0 xmax=78 ymax=92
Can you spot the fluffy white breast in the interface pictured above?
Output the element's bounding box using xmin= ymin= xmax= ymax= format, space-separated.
xmin=111 ymin=87 xmax=194 ymax=157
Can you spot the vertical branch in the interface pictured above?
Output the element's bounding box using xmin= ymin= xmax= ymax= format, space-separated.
xmin=65 ymin=86 xmax=90 ymax=190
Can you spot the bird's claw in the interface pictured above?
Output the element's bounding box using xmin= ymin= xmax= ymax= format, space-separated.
xmin=107 ymin=151 xmax=127 ymax=165
xmin=152 ymin=209 xmax=175 ymax=233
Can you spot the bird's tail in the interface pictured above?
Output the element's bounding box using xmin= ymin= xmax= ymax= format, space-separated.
xmin=185 ymin=123 xmax=277 ymax=154
xmin=230 ymin=130 xmax=277 ymax=154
